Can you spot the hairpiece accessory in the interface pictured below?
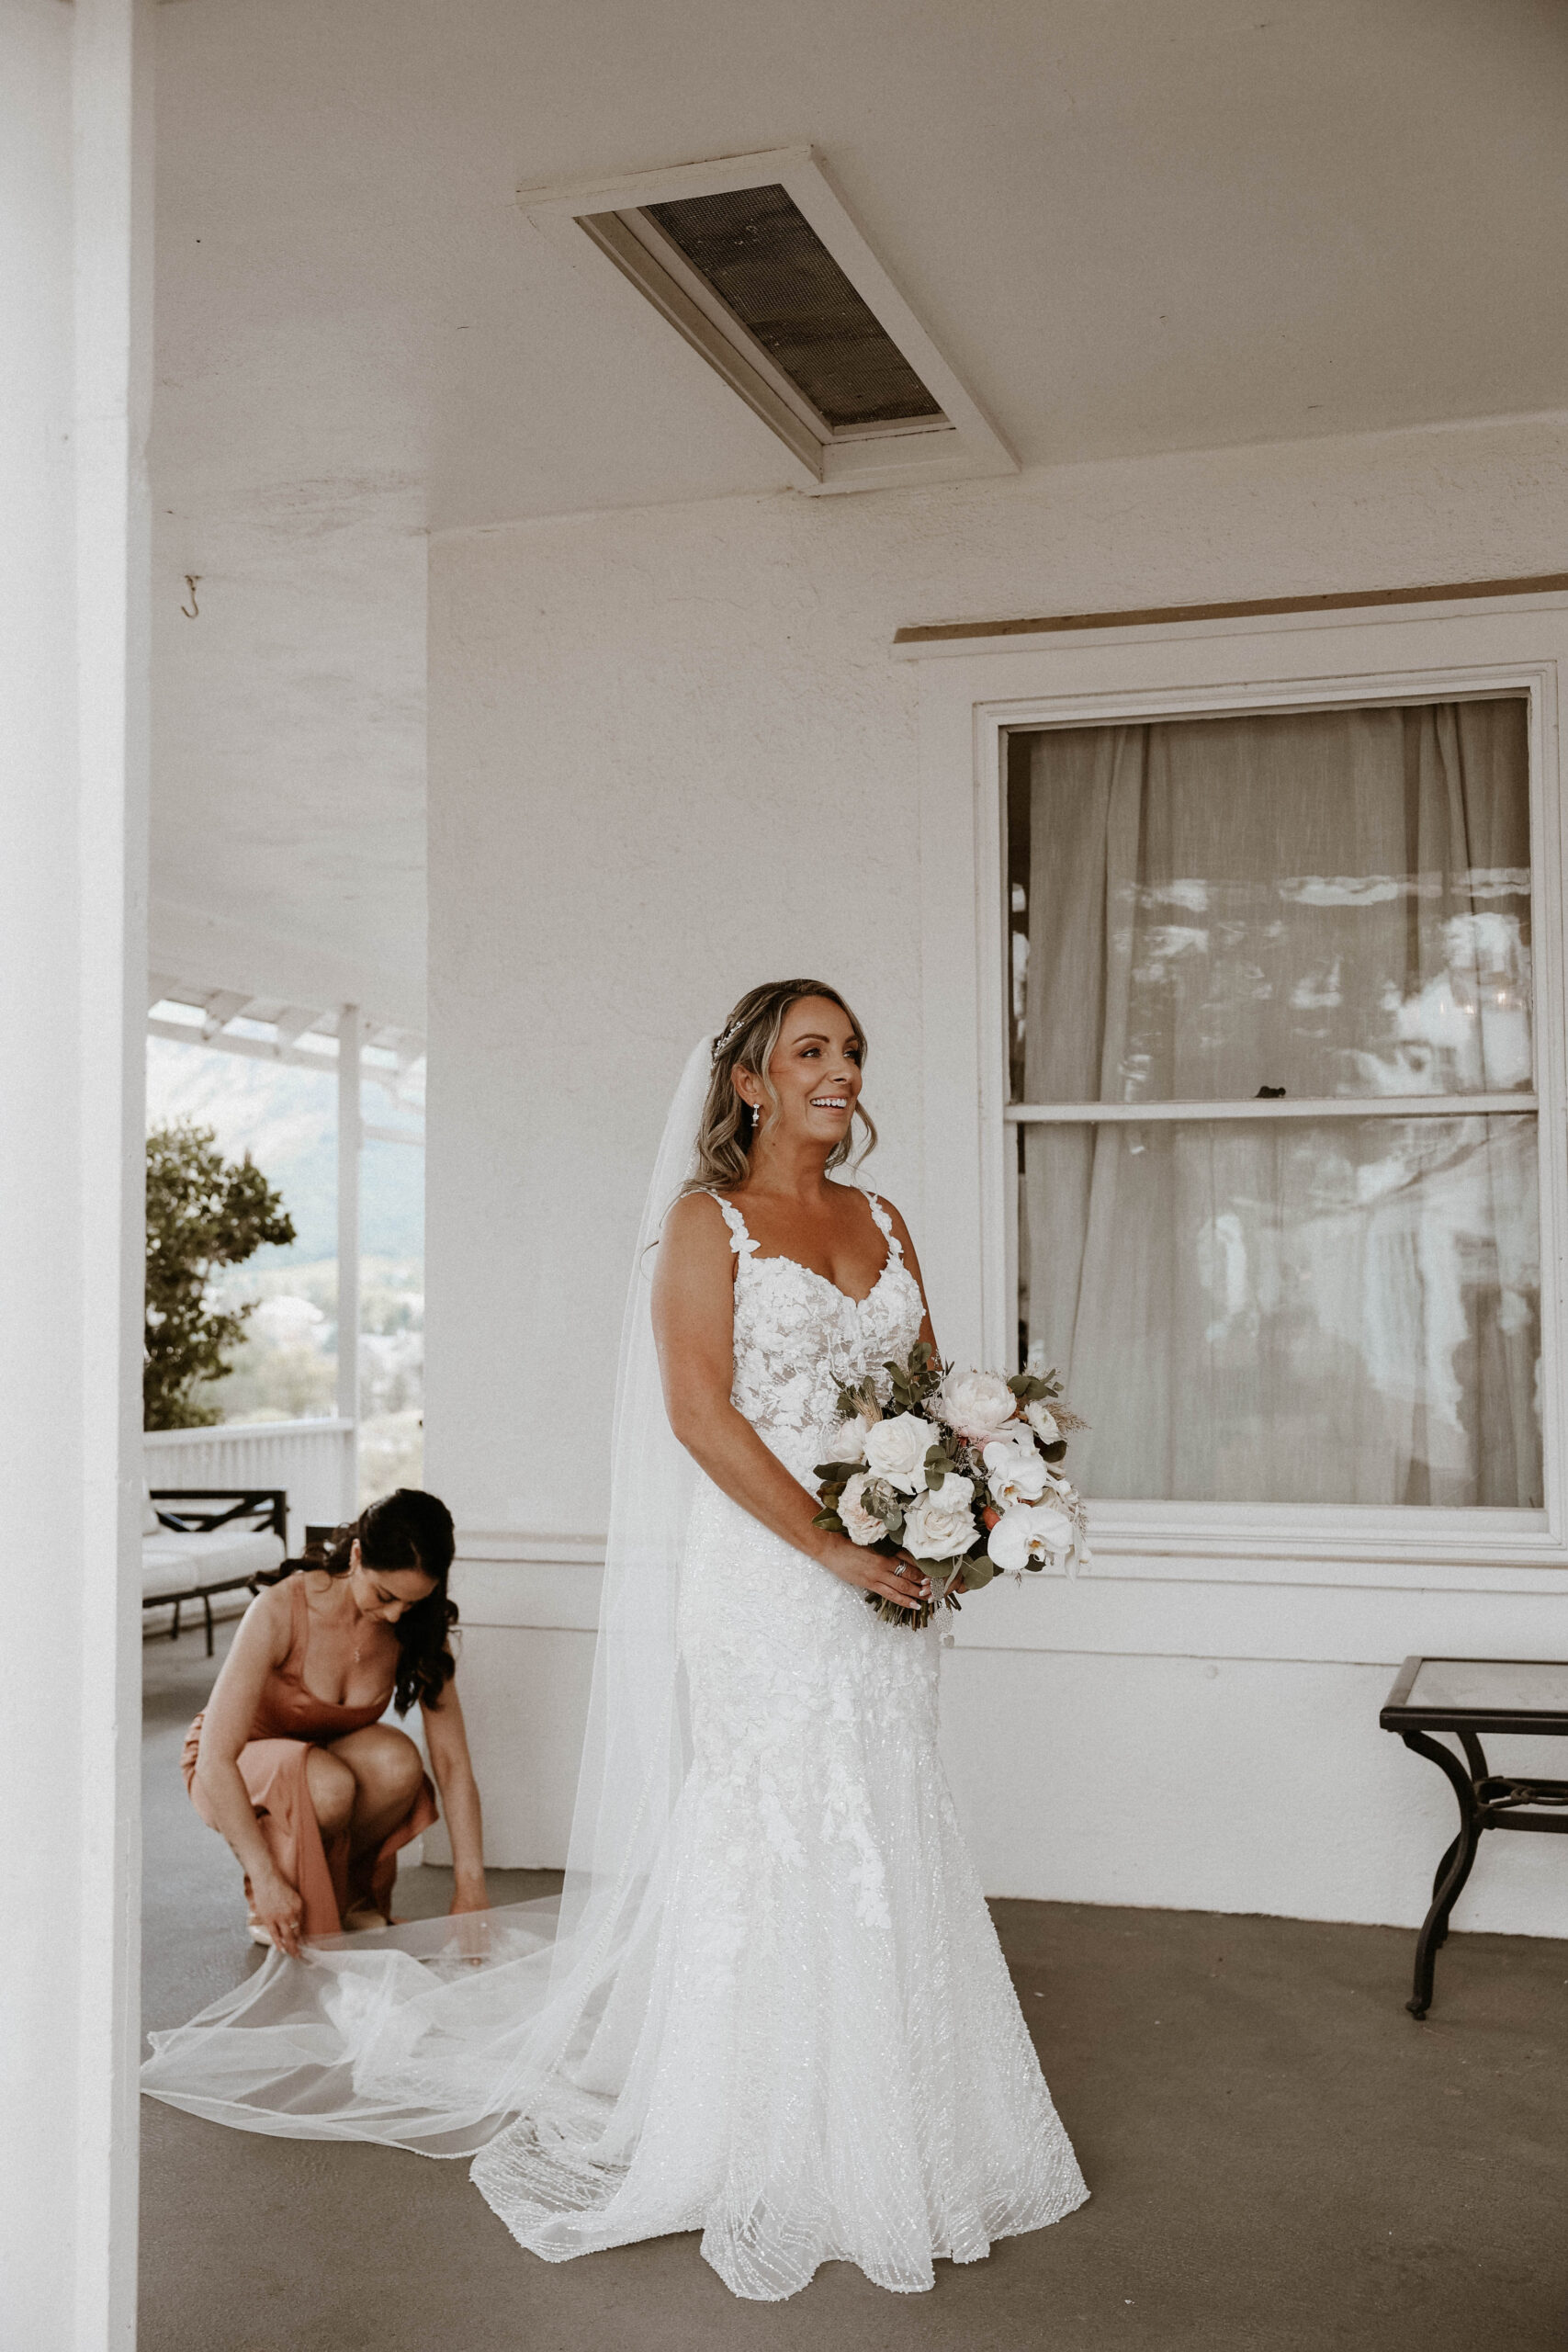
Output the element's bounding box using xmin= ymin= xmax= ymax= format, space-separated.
xmin=711 ymin=1014 xmax=746 ymax=1061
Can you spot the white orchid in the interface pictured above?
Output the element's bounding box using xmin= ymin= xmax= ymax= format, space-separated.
xmin=987 ymin=1499 xmax=1075 ymax=1571
xmin=981 ymin=1435 xmax=1050 ymax=1509
xmin=901 ymin=1474 xmax=977 ymax=1562
xmin=934 ymin=1368 xmax=1018 ymax=1444
xmin=862 ymin=1411 xmax=933 ymax=1496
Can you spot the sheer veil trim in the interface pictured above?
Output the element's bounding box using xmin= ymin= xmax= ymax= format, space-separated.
xmin=141 ymin=1036 xmax=717 ymax=2152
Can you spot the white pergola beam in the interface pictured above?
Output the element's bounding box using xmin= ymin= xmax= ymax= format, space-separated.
xmin=271 ymin=1002 xmax=324 ymax=1047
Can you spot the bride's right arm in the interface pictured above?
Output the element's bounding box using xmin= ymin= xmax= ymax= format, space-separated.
xmin=651 ymin=1193 xmax=931 ymax=1614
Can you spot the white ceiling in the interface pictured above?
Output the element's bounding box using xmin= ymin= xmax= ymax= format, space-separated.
xmin=151 ymin=0 xmax=1568 ymax=1021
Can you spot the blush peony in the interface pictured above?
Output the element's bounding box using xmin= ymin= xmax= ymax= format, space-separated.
xmin=934 ymin=1369 xmax=1018 ymax=1444
xmin=838 ymin=1472 xmax=887 ymax=1547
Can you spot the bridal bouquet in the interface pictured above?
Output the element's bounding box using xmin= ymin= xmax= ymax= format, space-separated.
xmin=813 ymin=1342 xmax=1089 ymax=1629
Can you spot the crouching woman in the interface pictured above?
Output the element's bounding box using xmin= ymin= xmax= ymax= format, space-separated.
xmin=185 ymin=1487 xmax=488 ymax=1955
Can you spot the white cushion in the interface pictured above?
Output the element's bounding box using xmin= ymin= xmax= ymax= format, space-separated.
xmin=141 ymin=1482 xmax=162 ymax=1538
xmin=141 ymin=1526 xmax=285 ymax=1599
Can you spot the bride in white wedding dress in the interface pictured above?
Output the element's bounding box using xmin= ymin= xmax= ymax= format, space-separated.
xmin=143 ymin=978 xmax=1087 ymax=2301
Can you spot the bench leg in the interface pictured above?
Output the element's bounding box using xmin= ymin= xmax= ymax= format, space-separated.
xmin=171 ymin=1598 xmax=181 ymax=1644
xmin=203 ymin=1591 xmax=214 ymax=1657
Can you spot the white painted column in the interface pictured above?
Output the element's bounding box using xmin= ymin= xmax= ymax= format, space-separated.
xmin=337 ymin=1002 xmax=363 ymax=1515
xmin=0 ymin=3 xmax=151 ymax=2346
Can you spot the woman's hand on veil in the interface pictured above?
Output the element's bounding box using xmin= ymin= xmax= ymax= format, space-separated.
xmin=250 ymin=1865 xmax=305 ymax=1959
xmin=447 ymin=1877 xmax=492 ymax=1964
xmin=816 ymin=1533 xmax=932 ymax=1613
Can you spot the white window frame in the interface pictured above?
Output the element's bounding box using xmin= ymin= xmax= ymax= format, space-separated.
xmin=907 ymin=591 xmax=1568 ymax=1570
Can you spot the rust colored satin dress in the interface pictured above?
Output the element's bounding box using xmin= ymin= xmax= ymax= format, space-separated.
xmin=183 ymin=1572 xmax=438 ymax=1937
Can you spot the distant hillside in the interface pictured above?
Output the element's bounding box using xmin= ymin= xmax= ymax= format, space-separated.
xmin=146 ymin=1033 xmax=423 ymax=1262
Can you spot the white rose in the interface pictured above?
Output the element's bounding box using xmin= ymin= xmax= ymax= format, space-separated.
xmin=828 ymin=1415 xmax=869 ymax=1465
xmin=862 ymin=1411 xmax=932 ymax=1496
xmin=987 ymin=1499 xmax=1075 ymax=1571
xmin=934 ymin=1369 xmax=1018 ymax=1444
xmin=839 ymin=1472 xmax=886 ymax=1547
xmin=982 ymin=1435 xmax=1050 ymax=1508
xmin=1023 ymin=1398 xmax=1059 ymax=1445
xmin=902 ymin=1473 xmax=977 ymax=1562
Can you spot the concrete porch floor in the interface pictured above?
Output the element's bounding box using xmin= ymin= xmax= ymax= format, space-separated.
xmin=141 ymin=1626 xmax=1566 ymax=2351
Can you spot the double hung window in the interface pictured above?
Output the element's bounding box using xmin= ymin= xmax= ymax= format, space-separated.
xmin=1006 ymin=695 xmax=1540 ymax=1510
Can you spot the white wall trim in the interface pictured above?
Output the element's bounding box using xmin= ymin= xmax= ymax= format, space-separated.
xmin=893 ymin=584 xmax=1568 ymax=660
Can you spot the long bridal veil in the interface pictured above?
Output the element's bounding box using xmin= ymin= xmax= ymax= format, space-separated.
xmin=142 ymin=1037 xmax=716 ymax=2155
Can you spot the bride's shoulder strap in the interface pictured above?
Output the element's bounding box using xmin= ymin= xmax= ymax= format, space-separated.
xmin=863 ymin=1191 xmax=905 ymax=1260
xmin=705 ymin=1190 xmax=759 ymax=1258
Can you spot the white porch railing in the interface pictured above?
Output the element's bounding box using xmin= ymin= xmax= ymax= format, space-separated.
xmin=143 ymin=1419 xmax=355 ymax=1554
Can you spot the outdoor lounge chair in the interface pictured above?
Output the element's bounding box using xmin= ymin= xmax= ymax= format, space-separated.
xmin=141 ymin=1487 xmax=288 ymax=1656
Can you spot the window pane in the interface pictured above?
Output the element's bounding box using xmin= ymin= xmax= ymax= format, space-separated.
xmin=1008 ymin=699 xmax=1531 ymax=1104
xmin=1019 ymin=1113 xmax=1540 ymax=1507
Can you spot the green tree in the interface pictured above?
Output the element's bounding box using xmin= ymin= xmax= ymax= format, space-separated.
xmin=144 ymin=1121 xmax=296 ymax=1429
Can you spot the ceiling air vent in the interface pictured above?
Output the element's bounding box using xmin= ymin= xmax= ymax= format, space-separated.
xmin=521 ymin=148 xmax=1015 ymax=494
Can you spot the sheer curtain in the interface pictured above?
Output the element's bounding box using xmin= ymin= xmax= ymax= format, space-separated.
xmin=1019 ymin=698 xmax=1540 ymax=1507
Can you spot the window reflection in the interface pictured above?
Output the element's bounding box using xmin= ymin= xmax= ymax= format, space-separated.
xmin=1008 ymin=702 xmax=1532 ymax=1103
xmin=1019 ymin=1115 xmax=1540 ymax=1507
xmin=1006 ymin=696 xmax=1540 ymax=1507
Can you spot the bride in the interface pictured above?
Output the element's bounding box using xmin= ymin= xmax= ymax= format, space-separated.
xmin=144 ymin=978 xmax=1088 ymax=2300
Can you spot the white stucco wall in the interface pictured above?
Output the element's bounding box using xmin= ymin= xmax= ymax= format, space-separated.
xmin=426 ymin=412 xmax=1568 ymax=1936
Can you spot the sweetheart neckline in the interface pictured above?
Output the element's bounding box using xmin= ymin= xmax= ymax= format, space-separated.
xmin=740 ymin=1249 xmax=903 ymax=1312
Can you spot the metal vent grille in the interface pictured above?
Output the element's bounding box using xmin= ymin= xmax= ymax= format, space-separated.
xmin=644 ymin=184 xmax=943 ymax=431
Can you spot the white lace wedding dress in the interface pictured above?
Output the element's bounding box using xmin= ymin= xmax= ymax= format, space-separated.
xmin=143 ymin=1174 xmax=1087 ymax=2301
xmin=470 ymin=1193 xmax=1088 ymax=2294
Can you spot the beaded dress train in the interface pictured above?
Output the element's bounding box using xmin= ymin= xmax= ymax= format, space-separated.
xmin=468 ymin=1192 xmax=1089 ymax=2296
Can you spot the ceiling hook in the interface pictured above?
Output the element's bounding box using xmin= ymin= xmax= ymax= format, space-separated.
xmin=180 ymin=574 xmax=201 ymax=619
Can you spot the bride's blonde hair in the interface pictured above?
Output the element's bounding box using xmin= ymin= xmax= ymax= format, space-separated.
xmin=679 ymin=979 xmax=877 ymax=1199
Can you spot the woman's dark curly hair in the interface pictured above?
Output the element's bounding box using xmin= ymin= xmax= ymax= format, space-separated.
xmin=254 ymin=1488 xmax=458 ymax=1715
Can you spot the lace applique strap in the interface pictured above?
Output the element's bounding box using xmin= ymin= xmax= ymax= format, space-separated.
xmin=706 ymin=1191 xmax=760 ymax=1258
xmin=863 ymin=1193 xmax=904 ymax=1260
